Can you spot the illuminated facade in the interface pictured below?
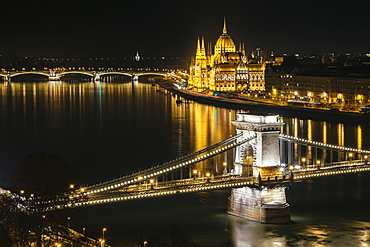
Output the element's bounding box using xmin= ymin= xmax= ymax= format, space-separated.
xmin=188 ymin=19 xmax=266 ymax=93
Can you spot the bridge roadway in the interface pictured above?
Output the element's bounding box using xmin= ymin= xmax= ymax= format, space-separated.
xmin=29 ymin=134 xmax=370 ymax=211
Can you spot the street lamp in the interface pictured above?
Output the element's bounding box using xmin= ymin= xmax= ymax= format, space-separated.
xmin=67 ymin=217 xmax=70 ymax=228
xmin=102 ymin=228 xmax=107 ymax=247
xmin=301 ymin=157 xmax=306 ymax=165
xmin=316 ymin=160 xmax=321 ymax=169
xmin=205 ymin=172 xmax=211 ymax=182
xmin=144 ymin=241 xmax=148 ymax=247
xmin=223 ymin=162 xmax=227 ymax=175
xmin=348 ymin=152 xmax=353 ymax=161
xmin=192 ymin=169 xmax=197 ymax=179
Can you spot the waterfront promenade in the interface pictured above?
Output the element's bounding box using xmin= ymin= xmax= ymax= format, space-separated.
xmin=157 ymin=79 xmax=370 ymax=124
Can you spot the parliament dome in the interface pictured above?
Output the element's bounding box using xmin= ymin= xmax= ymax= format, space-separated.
xmin=214 ymin=19 xmax=236 ymax=54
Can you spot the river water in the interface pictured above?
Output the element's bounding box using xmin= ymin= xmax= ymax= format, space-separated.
xmin=1 ymin=78 xmax=370 ymax=246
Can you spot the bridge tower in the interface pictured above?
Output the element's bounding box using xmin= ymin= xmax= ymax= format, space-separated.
xmin=228 ymin=113 xmax=290 ymax=223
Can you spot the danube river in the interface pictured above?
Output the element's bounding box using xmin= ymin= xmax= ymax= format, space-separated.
xmin=1 ymin=78 xmax=370 ymax=246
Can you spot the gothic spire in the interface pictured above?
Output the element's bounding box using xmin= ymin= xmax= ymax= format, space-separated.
xmin=223 ymin=17 xmax=227 ymax=34
xmin=196 ymin=37 xmax=201 ymax=56
xmin=201 ymin=37 xmax=206 ymax=56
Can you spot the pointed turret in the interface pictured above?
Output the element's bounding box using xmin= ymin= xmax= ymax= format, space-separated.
xmin=196 ymin=37 xmax=201 ymax=56
xmin=201 ymin=37 xmax=206 ymax=56
xmin=207 ymin=42 xmax=213 ymax=56
xmin=241 ymin=43 xmax=246 ymax=56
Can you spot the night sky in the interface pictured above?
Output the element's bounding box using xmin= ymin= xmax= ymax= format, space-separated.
xmin=1 ymin=0 xmax=370 ymax=58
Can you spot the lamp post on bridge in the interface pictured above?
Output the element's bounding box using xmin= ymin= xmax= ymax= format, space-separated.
xmin=192 ymin=169 xmax=198 ymax=179
xmin=301 ymin=157 xmax=306 ymax=167
xmin=223 ymin=161 xmax=228 ymax=175
xmin=101 ymin=228 xmax=107 ymax=247
xmin=348 ymin=152 xmax=353 ymax=162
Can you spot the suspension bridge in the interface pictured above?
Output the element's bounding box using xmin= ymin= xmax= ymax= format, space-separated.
xmin=30 ymin=113 xmax=370 ymax=223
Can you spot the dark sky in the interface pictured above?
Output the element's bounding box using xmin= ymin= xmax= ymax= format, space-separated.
xmin=1 ymin=0 xmax=370 ymax=58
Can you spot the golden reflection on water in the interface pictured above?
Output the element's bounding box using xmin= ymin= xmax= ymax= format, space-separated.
xmin=357 ymin=125 xmax=362 ymax=150
xmin=337 ymin=123 xmax=344 ymax=147
xmin=322 ymin=122 xmax=327 ymax=144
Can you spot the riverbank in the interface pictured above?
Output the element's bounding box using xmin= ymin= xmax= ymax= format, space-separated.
xmin=156 ymin=79 xmax=370 ymax=125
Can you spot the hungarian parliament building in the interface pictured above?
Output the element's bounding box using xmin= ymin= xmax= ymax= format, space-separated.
xmin=188 ymin=19 xmax=266 ymax=93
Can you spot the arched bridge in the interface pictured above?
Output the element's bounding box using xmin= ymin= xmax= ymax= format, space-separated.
xmin=0 ymin=70 xmax=171 ymax=81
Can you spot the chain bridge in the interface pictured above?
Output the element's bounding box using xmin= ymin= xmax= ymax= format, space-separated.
xmin=30 ymin=113 xmax=370 ymax=223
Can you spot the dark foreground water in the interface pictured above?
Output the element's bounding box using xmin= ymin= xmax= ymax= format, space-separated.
xmin=1 ymin=79 xmax=370 ymax=246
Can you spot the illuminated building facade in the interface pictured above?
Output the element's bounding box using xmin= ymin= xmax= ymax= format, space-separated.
xmin=266 ymin=66 xmax=370 ymax=108
xmin=188 ymin=19 xmax=266 ymax=93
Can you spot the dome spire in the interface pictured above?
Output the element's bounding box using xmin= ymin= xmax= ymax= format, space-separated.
xmin=223 ymin=17 xmax=227 ymax=34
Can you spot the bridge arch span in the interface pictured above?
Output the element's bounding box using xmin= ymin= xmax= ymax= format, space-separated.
xmin=97 ymin=72 xmax=132 ymax=77
xmin=135 ymin=72 xmax=167 ymax=77
xmin=10 ymin=71 xmax=50 ymax=78
xmin=59 ymin=71 xmax=95 ymax=77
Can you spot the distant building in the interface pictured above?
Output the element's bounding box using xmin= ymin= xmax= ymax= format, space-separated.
xmin=188 ymin=19 xmax=266 ymax=93
xmin=134 ymin=52 xmax=140 ymax=62
xmin=266 ymin=62 xmax=370 ymax=107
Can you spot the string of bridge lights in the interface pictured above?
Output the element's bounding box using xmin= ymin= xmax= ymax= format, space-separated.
xmin=83 ymin=133 xmax=243 ymax=192
xmin=45 ymin=180 xmax=254 ymax=210
xmin=294 ymin=165 xmax=370 ymax=180
xmin=75 ymin=135 xmax=256 ymax=199
xmin=280 ymin=134 xmax=370 ymax=154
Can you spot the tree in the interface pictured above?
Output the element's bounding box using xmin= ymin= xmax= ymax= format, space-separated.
xmin=13 ymin=152 xmax=71 ymax=197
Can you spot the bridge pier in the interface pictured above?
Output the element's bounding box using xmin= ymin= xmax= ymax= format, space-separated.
xmin=228 ymin=186 xmax=290 ymax=223
xmin=132 ymin=74 xmax=138 ymax=83
xmin=229 ymin=113 xmax=290 ymax=223
xmin=49 ymin=70 xmax=60 ymax=81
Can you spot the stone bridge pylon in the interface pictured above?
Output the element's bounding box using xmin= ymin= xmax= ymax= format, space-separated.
xmin=228 ymin=113 xmax=290 ymax=223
